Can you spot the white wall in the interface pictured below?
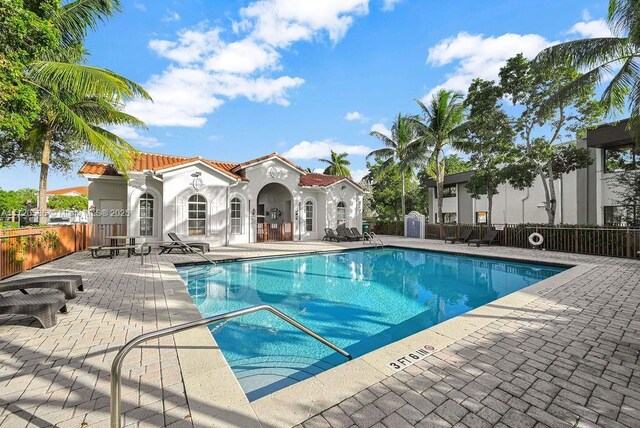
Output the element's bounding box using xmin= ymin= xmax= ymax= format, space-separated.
xmin=87 ymin=178 xmax=127 ymax=226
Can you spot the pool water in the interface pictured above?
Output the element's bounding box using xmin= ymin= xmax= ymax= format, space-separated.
xmin=177 ymin=247 xmax=564 ymax=400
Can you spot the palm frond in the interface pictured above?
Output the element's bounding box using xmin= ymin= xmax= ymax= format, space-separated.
xmin=367 ymin=147 xmax=395 ymax=160
xmin=71 ymin=98 xmax=147 ymax=128
xmin=56 ymin=0 xmax=121 ymax=47
xmin=600 ymin=57 xmax=640 ymax=111
xmin=27 ymin=61 xmax=151 ymax=102
xmin=535 ymin=37 xmax=631 ymax=71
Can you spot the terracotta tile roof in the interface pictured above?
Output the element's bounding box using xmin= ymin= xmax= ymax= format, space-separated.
xmin=231 ymin=153 xmax=307 ymax=174
xmin=299 ymin=173 xmax=364 ymax=191
xmin=78 ymin=152 xmax=242 ymax=180
xmin=46 ymin=186 xmax=88 ymax=196
xmin=78 ymin=162 xmax=120 ymax=176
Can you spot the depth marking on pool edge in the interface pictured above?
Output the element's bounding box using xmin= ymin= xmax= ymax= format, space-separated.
xmin=387 ymin=345 xmax=437 ymax=371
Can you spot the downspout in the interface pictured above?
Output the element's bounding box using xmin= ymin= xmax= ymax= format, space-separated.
xmin=521 ymin=188 xmax=530 ymax=224
xmin=225 ymin=186 xmax=229 ymax=246
xmin=559 ymin=175 xmax=564 ymax=224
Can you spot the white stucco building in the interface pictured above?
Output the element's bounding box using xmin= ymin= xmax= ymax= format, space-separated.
xmin=79 ymin=152 xmax=365 ymax=245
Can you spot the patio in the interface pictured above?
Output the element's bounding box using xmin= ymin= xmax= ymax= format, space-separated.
xmin=0 ymin=238 xmax=638 ymax=427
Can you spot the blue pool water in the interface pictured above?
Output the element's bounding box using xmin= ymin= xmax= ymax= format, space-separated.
xmin=177 ymin=247 xmax=565 ymax=400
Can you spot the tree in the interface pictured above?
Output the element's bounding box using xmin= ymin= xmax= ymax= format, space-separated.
xmin=47 ymin=194 xmax=88 ymax=211
xmin=456 ymin=79 xmax=515 ymax=228
xmin=0 ymin=188 xmax=38 ymax=220
xmin=17 ymin=0 xmax=151 ymax=223
xmin=499 ymin=54 xmax=602 ymax=224
xmin=415 ymin=90 xmax=465 ymax=229
xmin=610 ymin=171 xmax=640 ymax=225
xmin=365 ymin=157 xmax=419 ymax=221
xmin=0 ymin=0 xmax=59 ymax=166
xmin=535 ymin=0 xmax=640 ymax=137
xmin=319 ymin=151 xmax=352 ymax=177
xmin=369 ymin=114 xmax=425 ymax=219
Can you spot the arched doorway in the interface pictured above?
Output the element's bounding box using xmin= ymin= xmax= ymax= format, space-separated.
xmin=256 ymin=183 xmax=294 ymax=242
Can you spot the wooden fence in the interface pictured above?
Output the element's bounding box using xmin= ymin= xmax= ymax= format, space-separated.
xmin=256 ymin=222 xmax=294 ymax=242
xmin=0 ymin=224 xmax=124 ymax=280
xmin=371 ymin=221 xmax=640 ymax=259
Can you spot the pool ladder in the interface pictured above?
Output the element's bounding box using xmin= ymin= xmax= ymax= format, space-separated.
xmin=109 ymin=304 xmax=352 ymax=428
xmin=363 ymin=231 xmax=384 ymax=248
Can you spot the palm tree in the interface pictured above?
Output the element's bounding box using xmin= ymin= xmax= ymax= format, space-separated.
xmin=319 ymin=151 xmax=352 ymax=177
xmin=535 ymin=0 xmax=640 ymax=133
xmin=415 ymin=90 xmax=465 ymax=226
xmin=368 ymin=114 xmax=424 ymax=220
xmin=24 ymin=0 xmax=151 ymax=223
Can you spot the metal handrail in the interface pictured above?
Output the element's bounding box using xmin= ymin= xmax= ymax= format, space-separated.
xmin=110 ymin=304 xmax=351 ymax=427
xmin=363 ymin=232 xmax=384 ymax=248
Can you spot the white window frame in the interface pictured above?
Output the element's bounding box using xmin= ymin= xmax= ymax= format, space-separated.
xmin=139 ymin=192 xmax=154 ymax=237
xmin=230 ymin=197 xmax=242 ymax=234
xmin=188 ymin=194 xmax=207 ymax=236
xmin=305 ymin=200 xmax=314 ymax=232
xmin=337 ymin=201 xmax=346 ymax=227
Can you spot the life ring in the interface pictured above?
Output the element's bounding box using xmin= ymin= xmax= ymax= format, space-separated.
xmin=528 ymin=232 xmax=544 ymax=247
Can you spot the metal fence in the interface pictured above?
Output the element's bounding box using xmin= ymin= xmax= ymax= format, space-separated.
xmin=0 ymin=224 xmax=125 ymax=279
xmin=371 ymin=221 xmax=640 ymax=259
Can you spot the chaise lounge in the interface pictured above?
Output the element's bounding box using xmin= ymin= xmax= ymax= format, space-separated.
xmin=444 ymin=229 xmax=473 ymax=244
xmin=0 ymin=290 xmax=68 ymax=328
xmin=323 ymin=228 xmax=345 ymax=242
xmin=468 ymin=230 xmax=499 ymax=247
xmin=337 ymin=226 xmax=359 ymax=241
xmin=0 ymin=274 xmax=84 ymax=300
xmin=159 ymin=233 xmax=210 ymax=254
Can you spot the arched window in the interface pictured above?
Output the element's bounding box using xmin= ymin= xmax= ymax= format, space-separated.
xmin=305 ymin=200 xmax=314 ymax=232
xmin=230 ymin=197 xmax=242 ymax=234
xmin=188 ymin=194 xmax=206 ymax=236
xmin=337 ymin=201 xmax=346 ymax=227
xmin=139 ymin=193 xmax=154 ymax=236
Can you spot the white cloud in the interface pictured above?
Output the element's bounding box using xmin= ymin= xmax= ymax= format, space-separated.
xmin=149 ymin=28 xmax=222 ymax=65
xmin=125 ymin=67 xmax=225 ymax=127
xmin=162 ymin=10 xmax=181 ymax=23
xmin=351 ymin=168 xmax=368 ymax=182
xmin=133 ymin=2 xmax=146 ymax=12
xmin=567 ymin=19 xmax=613 ymax=38
xmin=423 ymin=31 xmax=553 ymax=101
xmin=370 ymin=122 xmax=391 ymax=138
xmin=312 ymin=167 xmax=324 ymax=174
xmin=283 ymin=138 xmax=372 ymax=160
xmin=133 ymin=1 xmax=372 ymax=128
xmin=345 ymin=111 xmax=369 ymax=122
xmin=237 ymin=0 xmax=370 ymax=48
xmin=204 ymin=40 xmax=280 ymax=74
xmin=109 ymin=125 xmax=162 ymax=148
xmin=381 ymin=0 xmax=402 ymax=12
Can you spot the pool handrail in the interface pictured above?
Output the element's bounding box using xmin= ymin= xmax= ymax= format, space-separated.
xmin=363 ymin=231 xmax=384 ymax=248
xmin=109 ymin=304 xmax=352 ymax=427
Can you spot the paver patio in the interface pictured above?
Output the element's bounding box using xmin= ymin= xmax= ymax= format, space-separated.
xmin=0 ymin=238 xmax=639 ymax=427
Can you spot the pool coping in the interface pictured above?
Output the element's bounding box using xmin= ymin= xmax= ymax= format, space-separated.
xmin=162 ymin=244 xmax=599 ymax=427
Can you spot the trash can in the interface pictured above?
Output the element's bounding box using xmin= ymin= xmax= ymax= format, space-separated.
xmin=362 ymin=223 xmax=370 ymax=234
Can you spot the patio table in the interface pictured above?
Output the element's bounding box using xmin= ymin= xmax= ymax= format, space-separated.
xmin=104 ymin=236 xmax=152 ymax=256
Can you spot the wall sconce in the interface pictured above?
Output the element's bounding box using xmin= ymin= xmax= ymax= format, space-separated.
xmin=295 ymin=210 xmax=299 ymax=220
xmin=252 ymin=208 xmax=256 ymax=216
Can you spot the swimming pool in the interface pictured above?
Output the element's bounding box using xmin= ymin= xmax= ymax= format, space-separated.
xmin=177 ymin=247 xmax=565 ymax=400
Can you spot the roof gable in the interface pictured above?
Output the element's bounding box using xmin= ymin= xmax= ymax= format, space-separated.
xmin=299 ymin=173 xmax=365 ymax=192
xmin=231 ymin=153 xmax=307 ymax=174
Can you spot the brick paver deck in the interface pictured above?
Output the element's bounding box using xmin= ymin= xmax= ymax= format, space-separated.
xmin=0 ymin=238 xmax=639 ymax=427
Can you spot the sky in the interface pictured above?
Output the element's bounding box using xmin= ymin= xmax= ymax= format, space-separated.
xmin=0 ymin=0 xmax=616 ymax=190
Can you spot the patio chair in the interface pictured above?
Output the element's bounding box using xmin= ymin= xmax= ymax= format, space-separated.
xmin=323 ymin=228 xmax=345 ymax=242
xmin=336 ymin=226 xmax=358 ymax=241
xmin=468 ymin=230 xmax=499 ymax=247
xmin=350 ymin=227 xmax=368 ymax=241
xmin=0 ymin=275 xmax=84 ymax=300
xmin=0 ymin=290 xmax=68 ymax=328
xmin=167 ymin=233 xmax=210 ymax=253
xmin=444 ymin=229 xmax=473 ymax=244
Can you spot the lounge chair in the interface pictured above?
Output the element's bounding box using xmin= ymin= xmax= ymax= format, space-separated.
xmin=323 ymin=228 xmax=345 ymax=242
xmin=0 ymin=275 xmax=83 ymax=300
xmin=336 ymin=226 xmax=358 ymax=241
xmin=0 ymin=290 xmax=67 ymax=328
xmin=166 ymin=233 xmax=210 ymax=253
xmin=468 ymin=230 xmax=499 ymax=247
xmin=350 ymin=228 xmax=368 ymax=241
xmin=444 ymin=229 xmax=473 ymax=244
